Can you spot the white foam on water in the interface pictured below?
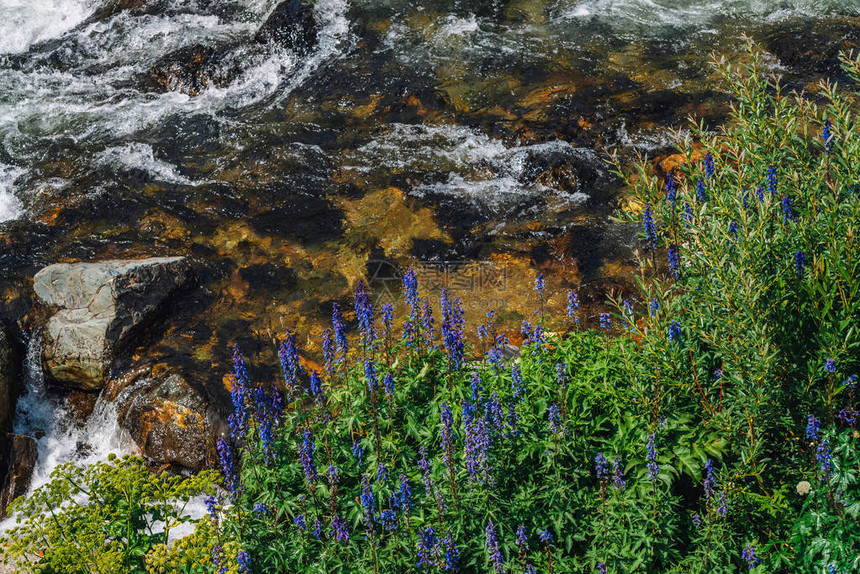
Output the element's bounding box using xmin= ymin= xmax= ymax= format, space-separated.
xmin=0 ymin=165 xmax=25 ymax=223
xmin=0 ymin=0 xmax=97 ymax=54
xmin=96 ymin=142 xmax=202 ymax=185
xmin=554 ymin=0 xmax=860 ymax=33
xmin=10 ymin=335 xmax=136 ymax=495
xmin=347 ymin=123 xmax=593 ymax=209
xmin=0 ymin=0 xmax=352 ymax=204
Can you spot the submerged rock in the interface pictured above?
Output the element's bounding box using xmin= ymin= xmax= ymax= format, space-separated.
xmin=110 ymin=372 xmax=214 ymax=472
xmin=0 ymin=434 xmax=37 ymax=518
xmin=34 ymin=257 xmax=191 ymax=391
xmin=0 ymin=328 xmax=14 ymax=433
xmin=255 ymin=0 xmax=318 ymax=55
xmin=143 ymin=44 xmax=227 ymax=97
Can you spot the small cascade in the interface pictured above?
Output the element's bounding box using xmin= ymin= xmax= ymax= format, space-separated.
xmin=12 ymin=333 xmax=135 ymax=493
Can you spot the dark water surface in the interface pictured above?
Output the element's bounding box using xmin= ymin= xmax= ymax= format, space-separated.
xmin=1 ymin=0 xmax=860 ymax=403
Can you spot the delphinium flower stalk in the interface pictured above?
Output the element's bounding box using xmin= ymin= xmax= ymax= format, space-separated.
xmin=332 ymin=303 xmax=348 ymax=371
xmin=365 ymin=358 xmax=383 ymax=458
xmin=236 ymin=550 xmax=250 ymax=573
xmin=515 ymin=525 xmax=528 ymax=565
xmin=440 ymin=531 xmax=461 ymax=572
xmin=440 ymin=403 xmax=459 ymax=503
xmin=684 ymin=202 xmax=694 ymax=227
xmin=781 ymin=196 xmax=794 ymax=221
xmin=361 ymin=475 xmax=379 ymax=573
xmin=622 ymin=299 xmax=634 ymax=332
xmin=309 ymin=370 xmax=325 ymax=407
xmin=403 ymin=267 xmax=421 ymax=349
xmin=612 ymin=456 xmax=625 ymax=490
xmin=413 ymin=299 xmax=432 ymax=350
xmin=217 ymin=437 xmax=240 ymax=499
xmin=417 ymin=525 xmax=437 ymax=572
xmin=539 ymin=529 xmax=554 ymax=574
xmin=696 ymin=179 xmax=707 ymax=202
xmin=666 ymin=172 xmax=677 ymax=204
xmin=485 ymin=520 xmax=505 ymax=574
xmin=353 ymin=280 xmax=376 ymax=353
xmin=440 ymin=290 xmax=465 ymax=388
xmin=520 ymin=320 xmax=532 ymax=345
xmin=823 ymin=119 xmax=833 ymax=153
xmin=228 ymin=345 xmax=251 ymax=439
xmin=464 ymin=407 xmax=493 ymax=486
xmin=646 ymin=433 xmax=660 ymax=483
xmin=327 ymin=464 xmax=339 ymax=516
xmin=535 ymin=273 xmax=545 ymax=318
xmin=742 ymin=544 xmax=759 ymax=570
xmin=548 ymin=404 xmax=563 ymax=438
xmin=330 ymin=514 xmax=350 ymax=543
xmin=212 ymin=544 xmax=227 ymax=574
xmin=795 ymin=251 xmax=806 ymax=278
xmin=322 ymin=328 xmax=335 ymax=377
xmin=279 ymin=331 xmax=302 ymax=402
xmin=701 ymin=458 xmax=719 ymax=566
xmin=704 ymin=152 xmax=715 ymax=179
xmin=567 ymin=290 xmax=580 ymax=326
xmin=667 ymin=245 xmax=680 ymax=280
xmin=766 ymin=165 xmax=777 ymax=195
xmin=299 ymin=427 xmax=318 ymax=490
xmin=511 ymin=364 xmax=525 ymax=403
xmin=668 ymin=321 xmax=682 ymax=344
xmin=599 ymin=313 xmax=611 ymax=332
xmin=643 ymin=204 xmax=657 ymax=249
xmin=383 ymin=372 xmax=395 ymax=409
xmin=381 ymin=302 xmax=394 ymax=362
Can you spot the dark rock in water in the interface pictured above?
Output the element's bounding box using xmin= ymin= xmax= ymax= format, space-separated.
xmin=34 ymin=257 xmax=191 ymax=391
xmin=761 ymin=20 xmax=860 ymax=82
xmin=89 ymin=0 xmax=165 ymax=21
xmin=144 ymin=44 xmax=226 ymax=97
xmin=255 ymin=0 xmax=318 ymax=56
xmin=0 ymin=328 xmax=14 ymax=434
xmin=109 ymin=372 xmax=215 ymax=472
xmin=0 ymin=434 xmax=38 ymax=518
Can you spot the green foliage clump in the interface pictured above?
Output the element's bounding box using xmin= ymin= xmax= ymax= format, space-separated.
xmin=0 ymin=454 xmax=218 ymax=574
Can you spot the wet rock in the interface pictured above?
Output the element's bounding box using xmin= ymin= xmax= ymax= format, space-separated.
xmin=144 ymin=44 xmax=227 ymax=97
xmin=0 ymin=328 xmax=14 ymax=433
xmin=0 ymin=434 xmax=38 ymax=518
xmin=34 ymin=257 xmax=191 ymax=391
xmin=255 ymin=0 xmax=318 ymax=56
xmin=111 ymin=372 xmax=214 ymax=472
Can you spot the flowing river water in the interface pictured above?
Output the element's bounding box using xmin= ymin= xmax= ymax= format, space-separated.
xmin=0 ymin=0 xmax=859 ymax=484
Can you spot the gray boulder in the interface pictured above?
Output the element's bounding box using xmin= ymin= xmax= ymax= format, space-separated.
xmin=34 ymin=257 xmax=190 ymax=390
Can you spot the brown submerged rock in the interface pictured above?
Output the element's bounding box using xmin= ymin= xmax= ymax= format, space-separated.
xmin=0 ymin=327 xmax=15 ymax=433
xmin=144 ymin=44 xmax=226 ymax=97
xmin=110 ymin=372 xmax=215 ymax=472
xmin=0 ymin=434 xmax=38 ymax=518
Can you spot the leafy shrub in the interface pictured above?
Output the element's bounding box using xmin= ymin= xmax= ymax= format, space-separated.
xmin=0 ymin=454 xmax=218 ymax=574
